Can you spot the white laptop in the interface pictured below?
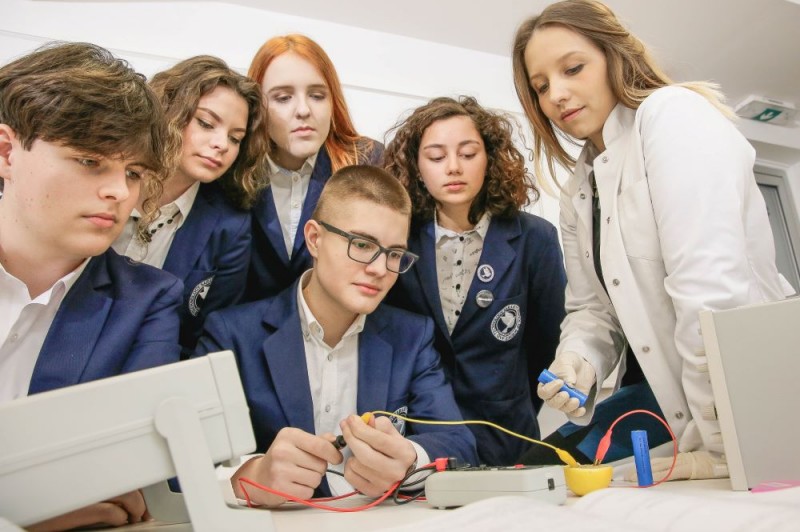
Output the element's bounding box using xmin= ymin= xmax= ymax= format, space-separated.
xmin=699 ymin=297 xmax=800 ymax=491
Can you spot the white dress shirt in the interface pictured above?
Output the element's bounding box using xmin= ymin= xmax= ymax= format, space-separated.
xmin=296 ymin=270 xmax=363 ymax=495
xmin=113 ymin=181 xmax=200 ymax=268
xmin=0 ymin=258 xmax=89 ymax=403
xmin=434 ymin=213 xmax=491 ymax=334
xmin=268 ymin=154 xmax=317 ymax=258
xmin=219 ymin=270 xmax=429 ymax=498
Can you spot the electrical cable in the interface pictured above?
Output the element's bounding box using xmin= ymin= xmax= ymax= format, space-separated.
xmin=592 ymin=408 xmax=679 ymax=487
xmin=368 ymin=410 xmax=581 ymax=467
xmin=238 ymin=477 xmax=399 ymax=512
xmin=238 ymin=408 xmax=678 ymax=512
xmin=392 ymin=464 xmax=436 ymax=505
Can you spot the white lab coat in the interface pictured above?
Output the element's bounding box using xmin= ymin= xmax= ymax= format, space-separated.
xmin=558 ymin=86 xmax=790 ymax=453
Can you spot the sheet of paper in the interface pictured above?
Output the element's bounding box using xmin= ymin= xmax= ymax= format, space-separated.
xmin=382 ymin=496 xmax=650 ymax=532
xmin=575 ymin=487 xmax=800 ymax=532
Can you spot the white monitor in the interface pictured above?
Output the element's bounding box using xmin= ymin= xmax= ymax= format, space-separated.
xmin=0 ymin=351 xmax=273 ymax=531
xmin=699 ymin=297 xmax=800 ymax=491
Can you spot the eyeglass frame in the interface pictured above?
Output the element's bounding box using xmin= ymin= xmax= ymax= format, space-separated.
xmin=316 ymin=220 xmax=419 ymax=274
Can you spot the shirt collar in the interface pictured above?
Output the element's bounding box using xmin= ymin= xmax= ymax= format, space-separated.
xmin=129 ymin=180 xmax=200 ymax=226
xmin=0 ymin=255 xmax=90 ymax=304
xmin=296 ymin=269 xmax=366 ymax=347
xmin=172 ymin=181 xmax=201 ymax=223
xmin=268 ymin=152 xmax=318 ymax=184
xmin=434 ymin=211 xmax=491 ymax=245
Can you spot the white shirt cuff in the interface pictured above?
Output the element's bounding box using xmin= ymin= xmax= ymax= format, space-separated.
xmin=400 ymin=442 xmax=432 ymax=491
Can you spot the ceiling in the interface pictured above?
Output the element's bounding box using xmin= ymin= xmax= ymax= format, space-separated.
xmin=230 ymin=0 xmax=800 ymax=110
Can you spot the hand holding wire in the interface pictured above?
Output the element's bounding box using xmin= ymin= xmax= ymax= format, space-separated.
xmin=232 ymin=426 xmax=342 ymax=507
xmin=332 ymin=412 xmax=373 ymax=450
xmin=340 ymin=414 xmax=418 ymax=497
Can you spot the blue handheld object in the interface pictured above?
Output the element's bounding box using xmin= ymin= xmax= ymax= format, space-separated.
xmin=537 ymin=369 xmax=588 ymax=407
xmin=631 ymin=430 xmax=654 ymax=487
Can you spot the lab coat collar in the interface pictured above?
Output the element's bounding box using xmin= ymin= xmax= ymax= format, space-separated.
xmin=599 ymin=102 xmax=636 ymax=152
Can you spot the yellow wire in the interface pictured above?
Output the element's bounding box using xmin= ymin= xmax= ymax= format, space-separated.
xmin=367 ymin=410 xmax=580 ymax=468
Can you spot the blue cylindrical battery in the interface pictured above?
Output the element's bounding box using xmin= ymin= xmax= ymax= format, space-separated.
xmin=631 ymin=430 xmax=653 ymax=487
xmin=537 ymin=369 xmax=588 ymax=407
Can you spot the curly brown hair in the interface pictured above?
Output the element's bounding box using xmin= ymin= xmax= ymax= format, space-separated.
xmin=150 ymin=55 xmax=270 ymax=205
xmin=384 ymin=96 xmax=537 ymax=225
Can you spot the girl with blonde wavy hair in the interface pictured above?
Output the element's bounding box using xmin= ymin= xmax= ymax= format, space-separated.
xmin=113 ymin=55 xmax=269 ymax=357
xmin=513 ymin=0 xmax=791 ymax=478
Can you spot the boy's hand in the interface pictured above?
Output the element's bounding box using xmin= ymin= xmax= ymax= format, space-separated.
xmin=340 ymin=414 xmax=417 ymax=497
xmin=232 ymin=427 xmax=342 ymax=507
xmin=28 ymin=490 xmax=148 ymax=531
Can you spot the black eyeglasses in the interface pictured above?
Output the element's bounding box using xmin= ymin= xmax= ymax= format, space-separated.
xmin=317 ymin=221 xmax=418 ymax=274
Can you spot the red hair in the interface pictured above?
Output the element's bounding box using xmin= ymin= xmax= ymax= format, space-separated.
xmin=248 ymin=34 xmax=372 ymax=171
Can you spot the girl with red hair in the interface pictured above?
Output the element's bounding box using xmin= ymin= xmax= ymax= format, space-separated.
xmin=246 ymin=34 xmax=383 ymax=300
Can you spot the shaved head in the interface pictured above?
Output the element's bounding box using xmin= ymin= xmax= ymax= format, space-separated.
xmin=312 ymin=164 xmax=411 ymax=223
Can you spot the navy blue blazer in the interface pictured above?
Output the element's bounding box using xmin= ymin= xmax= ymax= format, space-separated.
xmin=28 ymin=249 xmax=183 ymax=395
xmin=163 ymin=182 xmax=251 ymax=357
xmin=246 ymin=141 xmax=384 ymax=301
xmin=387 ymin=213 xmax=566 ymax=465
xmin=195 ymin=280 xmax=478 ymax=493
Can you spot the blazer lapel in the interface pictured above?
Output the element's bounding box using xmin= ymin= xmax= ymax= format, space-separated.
xmin=28 ymin=255 xmax=113 ymax=395
xmin=413 ymin=222 xmax=452 ymax=349
xmin=261 ymin=293 xmax=315 ymax=434
xmin=454 ymin=217 xmax=518 ymax=332
xmin=162 ymin=185 xmax=218 ymax=279
xmin=291 ymin=148 xmax=331 ymax=261
xmin=356 ymin=312 xmax=393 ymax=415
xmin=255 ymin=187 xmax=291 ymax=268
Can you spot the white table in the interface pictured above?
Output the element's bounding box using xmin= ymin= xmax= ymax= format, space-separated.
xmin=111 ymin=478 xmax=747 ymax=532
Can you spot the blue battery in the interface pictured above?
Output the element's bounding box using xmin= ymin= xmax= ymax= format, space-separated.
xmin=537 ymin=369 xmax=588 ymax=407
xmin=631 ymin=430 xmax=653 ymax=487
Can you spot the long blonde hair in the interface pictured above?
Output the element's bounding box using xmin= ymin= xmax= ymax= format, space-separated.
xmin=512 ymin=0 xmax=731 ymax=183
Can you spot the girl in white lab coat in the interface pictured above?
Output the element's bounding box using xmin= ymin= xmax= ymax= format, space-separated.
xmin=512 ymin=0 xmax=791 ymax=479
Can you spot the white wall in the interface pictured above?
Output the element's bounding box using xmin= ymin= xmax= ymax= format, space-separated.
xmin=5 ymin=0 xmax=800 ymax=231
xmin=2 ymin=0 xmax=564 ymax=225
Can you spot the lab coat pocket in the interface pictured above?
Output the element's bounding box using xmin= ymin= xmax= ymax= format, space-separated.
xmin=617 ymin=179 xmax=662 ymax=262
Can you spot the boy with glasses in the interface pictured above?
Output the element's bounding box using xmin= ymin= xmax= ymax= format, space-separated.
xmin=196 ymin=165 xmax=477 ymax=507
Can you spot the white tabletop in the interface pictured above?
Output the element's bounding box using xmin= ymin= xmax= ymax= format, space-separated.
xmin=111 ymin=478 xmax=748 ymax=532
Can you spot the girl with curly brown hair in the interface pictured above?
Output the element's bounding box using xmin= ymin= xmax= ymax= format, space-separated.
xmin=384 ymin=96 xmax=567 ymax=465
xmin=113 ymin=55 xmax=270 ymax=357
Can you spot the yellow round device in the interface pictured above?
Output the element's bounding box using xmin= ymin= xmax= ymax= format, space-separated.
xmin=563 ymin=464 xmax=613 ymax=496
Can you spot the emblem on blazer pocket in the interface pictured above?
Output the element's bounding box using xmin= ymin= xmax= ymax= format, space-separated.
xmin=389 ymin=406 xmax=408 ymax=435
xmin=188 ymin=276 xmax=215 ymax=317
xmin=491 ymin=304 xmax=521 ymax=342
